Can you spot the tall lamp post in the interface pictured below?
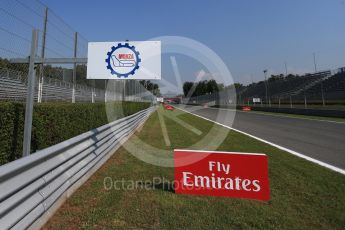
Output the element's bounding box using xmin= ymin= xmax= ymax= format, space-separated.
xmin=263 ymin=69 xmax=269 ymax=106
xmin=313 ymin=53 xmax=318 ymax=72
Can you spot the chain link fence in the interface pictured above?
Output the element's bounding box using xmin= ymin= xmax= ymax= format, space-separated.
xmin=0 ymin=0 xmax=154 ymax=103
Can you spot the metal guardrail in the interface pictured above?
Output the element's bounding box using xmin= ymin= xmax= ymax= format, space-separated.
xmin=0 ymin=107 xmax=155 ymax=230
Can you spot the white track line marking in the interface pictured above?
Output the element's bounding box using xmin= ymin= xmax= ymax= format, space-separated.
xmin=176 ymin=107 xmax=345 ymax=176
xmin=201 ymin=106 xmax=345 ymax=124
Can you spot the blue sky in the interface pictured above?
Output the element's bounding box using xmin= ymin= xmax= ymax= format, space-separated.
xmin=42 ymin=0 xmax=345 ymax=89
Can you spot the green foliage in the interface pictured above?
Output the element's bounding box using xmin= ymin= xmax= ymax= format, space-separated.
xmin=183 ymin=80 xmax=224 ymax=97
xmin=139 ymin=80 xmax=160 ymax=96
xmin=0 ymin=101 xmax=150 ymax=165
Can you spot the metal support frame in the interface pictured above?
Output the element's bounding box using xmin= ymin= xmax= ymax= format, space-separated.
xmin=22 ymin=29 xmax=39 ymax=157
xmin=10 ymin=32 xmax=86 ymax=158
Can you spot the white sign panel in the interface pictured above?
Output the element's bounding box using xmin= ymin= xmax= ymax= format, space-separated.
xmin=156 ymin=97 xmax=164 ymax=103
xmin=87 ymin=41 xmax=161 ymax=80
xmin=253 ymin=98 xmax=261 ymax=103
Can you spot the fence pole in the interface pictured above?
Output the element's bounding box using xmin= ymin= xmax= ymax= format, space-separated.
xmin=72 ymin=32 xmax=78 ymax=103
xmin=22 ymin=29 xmax=38 ymax=157
xmin=304 ymin=95 xmax=307 ymax=109
xmin=114 ymin=81 xmax=117 ymax=101
xmin=38 ymin=7 xmax=48 ymax=103
xmin=290 ymin=96 xmax=292 ymax=108
xmin=321 ymin=82 xmax=325 ymax=106
xmin=91 ymin=80 xmax=95 ymax=103
xmin=104 ymin=80 xmax=107 ymax=103
xmin=122 ymin=80 xmax=126 ymax=101
xmin=279 ymin=98 xmax=281 ymax=108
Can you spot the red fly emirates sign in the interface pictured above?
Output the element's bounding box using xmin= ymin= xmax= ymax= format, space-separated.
xmin=174 ymin=150 xmax=270 ymax=201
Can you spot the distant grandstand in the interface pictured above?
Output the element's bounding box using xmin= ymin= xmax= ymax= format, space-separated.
xmin=182 ymin=67 xmax=345 ymax=109
xmin=237 ymin=67 xmax=345 ymax=106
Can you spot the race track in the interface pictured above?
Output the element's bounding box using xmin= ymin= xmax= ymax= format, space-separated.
xmin=177 ymin=105 xmax=345 ymax=170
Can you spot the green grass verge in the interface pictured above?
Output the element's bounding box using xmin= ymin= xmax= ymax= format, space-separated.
xmin=43 ymin=107 xmax=345 ymax=229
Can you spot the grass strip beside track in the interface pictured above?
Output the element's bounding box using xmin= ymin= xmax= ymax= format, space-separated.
xmin=43 ymin=107 xmax=345 ymax=229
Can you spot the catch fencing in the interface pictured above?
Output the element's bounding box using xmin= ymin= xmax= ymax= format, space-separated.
xmin=0 ymin=67 xmax=152 ymax=102
xmin=0 ymin=0 xmax=154 ymax=103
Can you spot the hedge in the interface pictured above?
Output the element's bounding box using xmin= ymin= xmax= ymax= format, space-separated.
xmin=0 ymin=101 xmax=150 ymax=165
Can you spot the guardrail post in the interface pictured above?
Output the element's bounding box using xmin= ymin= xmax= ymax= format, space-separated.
xmin=23 ymin=29 xmax=38 ymax=157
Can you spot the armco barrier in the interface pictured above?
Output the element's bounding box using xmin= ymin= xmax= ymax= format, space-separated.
xmin=0 ymin=107 xmax=155 ymax=230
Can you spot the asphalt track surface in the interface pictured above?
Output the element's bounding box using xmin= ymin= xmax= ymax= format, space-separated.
xmin=177 ymin=105 xmax=345 ymax=171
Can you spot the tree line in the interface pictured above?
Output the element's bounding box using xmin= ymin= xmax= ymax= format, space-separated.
xmin=139 ymin=80 xmax=160 ymax=96
xmin=182 ymin=80 xmax=224 ymax=97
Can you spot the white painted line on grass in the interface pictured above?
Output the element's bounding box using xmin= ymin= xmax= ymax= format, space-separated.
xmin=176 ymin=107 xmax=345 ymax=176
xmin=158 ymin=110 xmax=171 ymax=146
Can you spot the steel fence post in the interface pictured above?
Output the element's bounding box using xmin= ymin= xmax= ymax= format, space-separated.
xmin=72 ymin=32 xmax=78 ymax=103
xmin=279 ymin=98 xmax=281 ymax=108
xmin=104 ymin=80 xmax=107 ymax=103
xmin=38 ymin=7 xmax=48 ymax=103
xmin=22 ymin=29 xmax=38 ymax=157
xmin=123 ymin=80 xmax=126 ymax=101
xmin=91 ymin=80 xmax=95 ymax=103
xmin=290 ymin=96 xmax=292 ymax=108
xmin=321 ymin=81 xmax=325 ymax=106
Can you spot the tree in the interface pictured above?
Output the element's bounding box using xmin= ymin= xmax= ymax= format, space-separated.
xmin=139 ymin=80 xmax=161 ymax=96
xmin=183 ymin=82 xmax=194 ymax=96
xmin=183 ymin=80 xmax=226 ymax=97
